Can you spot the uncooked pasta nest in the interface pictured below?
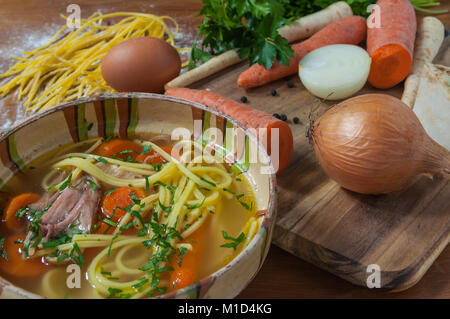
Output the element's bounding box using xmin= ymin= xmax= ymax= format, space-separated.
xmin=0 ymin=12 xmax=188 ymax=112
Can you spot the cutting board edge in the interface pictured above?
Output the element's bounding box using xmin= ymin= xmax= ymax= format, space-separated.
xmin=273 ymin=225 xmax=449 ymax=292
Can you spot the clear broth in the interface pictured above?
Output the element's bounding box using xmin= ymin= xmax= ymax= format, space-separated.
xmin=0 ymin=137 xmax=257 ymax=298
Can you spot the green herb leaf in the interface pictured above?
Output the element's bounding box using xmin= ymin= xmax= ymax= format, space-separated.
xmin=238 ymin=200 xmax=253 ymax=211
xmin=187 ymin=197 xmax=205 ymax=210
xmin=97 ymin=157 xmax=108 ymax=164
xmin=145 ymin=176 xmax=149 ymax=192
xmin=223 ymin=188 xmax=236 ymax=195
xmin=107 ymin=287 xmax=123 ymax=299
xmin=105 ymin=188 xmax=115 ymax=196
xmin=0 ymin=236 xmax=7 ymax=261
xmin=200 ymin=177 xmax=216 ymax=188
xmin=59 ymin=173 xmax=73 ymax=191
xmin=141 ymin=144 xmax=152 ymax=155
xmin=83 ymin=179 xmax=98 ymax=191
xmin=132 ymin=277 xmax=149 ymax=290
xmin=191 ymin=0 xmax=293 ymax=69
xmin=100 ymin=267 xmax=112 ymax=276
xmin=107 ymin=233 xmax=119 ymax=257
xmin=158 ymin=200 xmax=172 ymax=213
xmin=103 ymin=219 xmax=117 ymax=228
xmin=69 ymin=242 xmax=84 ymax=268
xmin=220 ymin=231 xmax=245 ymax=251
xmin=177 ymin=247 xmax=187 ymax=267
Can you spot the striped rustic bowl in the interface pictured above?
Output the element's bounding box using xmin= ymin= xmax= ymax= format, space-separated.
xmin=0 ymin=93 xmax=276 ymax=299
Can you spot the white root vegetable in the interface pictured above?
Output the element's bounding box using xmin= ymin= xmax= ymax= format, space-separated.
xmin=401 ymin=16 xmax=445 ymax=108
xmin=164 ymin=1 xmax=353 ymax=90
xmin=278 ymin=1 xmax=352 ymax=43
xmin=402 ymin=73 xmax=421 ymax=107
xmin=299 ymin=44 xmax=371 ymax=100
xmin=164 ymin=50 xmax=241 ymax=90
xmin=412 ymin=62 xmax=450 ymax=150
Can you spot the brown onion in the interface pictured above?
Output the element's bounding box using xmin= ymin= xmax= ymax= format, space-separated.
xmin=312 ymin=93 xmax=449 ymax=194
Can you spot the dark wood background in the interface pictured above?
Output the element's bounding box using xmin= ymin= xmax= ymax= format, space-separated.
xmin=0 ymin=0 xmax=448 ymax=298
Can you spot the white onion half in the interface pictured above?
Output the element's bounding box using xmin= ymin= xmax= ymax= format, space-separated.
xmin=299 ymin=44 xmax=371 ymax=100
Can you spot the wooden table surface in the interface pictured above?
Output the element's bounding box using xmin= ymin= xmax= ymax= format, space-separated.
xmin=0 ymin=0 xmax=448 ymax=299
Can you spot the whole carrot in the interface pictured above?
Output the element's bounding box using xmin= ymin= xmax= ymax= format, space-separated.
xmin=165 ymin=88 xmax=293 ymax=173
xmin=367 ymin=0 xmax=416 ymax=89
xmin=237 ymin=16 xmax=367 ymax=89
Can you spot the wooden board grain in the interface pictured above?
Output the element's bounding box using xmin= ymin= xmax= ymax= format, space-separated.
xmin=190 ymin=43 xmax=449 ymax=291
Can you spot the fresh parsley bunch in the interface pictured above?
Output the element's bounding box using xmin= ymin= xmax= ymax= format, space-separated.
xmin=190 ymin=0 xmax=294 ymax=69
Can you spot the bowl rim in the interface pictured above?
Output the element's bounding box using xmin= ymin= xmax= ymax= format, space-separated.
xmin=0 ymin=92 xmax=277 ymax=299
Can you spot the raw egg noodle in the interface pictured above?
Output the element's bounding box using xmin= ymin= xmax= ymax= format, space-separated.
xmin=28 ymin=138 xmax=258 ymax=298
xmin=0 ymin=12 xmax=188 ymax=112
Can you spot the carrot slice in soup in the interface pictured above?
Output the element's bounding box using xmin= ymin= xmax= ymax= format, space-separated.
xmin=101 ymin=187 xmax=145 ymax=223
xmin=96 ymin=139 xmax=143 ymax=160
xmin=0 ymin=235 xmax=48 ymax=277
xmin=169 ymin=224 xmax=207 ymax=291
xmin=135 ymin=146 xmax=173 ymax=165
xmin=3 ymin=193 xmax=40 ymax=231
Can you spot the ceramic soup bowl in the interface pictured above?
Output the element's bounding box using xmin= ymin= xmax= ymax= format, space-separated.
xmin=0 ymin=93 xmax=276 ymax=299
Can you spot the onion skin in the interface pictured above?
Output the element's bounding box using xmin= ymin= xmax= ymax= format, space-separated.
xmin=312 ymin=94 xmax=450 ymax=194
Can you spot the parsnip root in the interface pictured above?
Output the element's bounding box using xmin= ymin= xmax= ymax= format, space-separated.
xmin=278 ymin=1 xmax=352 ymax=43
xmin=164 ymin=50 xmax=240 ymax=90
xmin=401 ymin=16 xmax=445 ymax=108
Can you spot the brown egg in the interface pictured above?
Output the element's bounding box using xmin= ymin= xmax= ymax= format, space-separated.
xmin=101 ymin=37 xmax=181 ymax=93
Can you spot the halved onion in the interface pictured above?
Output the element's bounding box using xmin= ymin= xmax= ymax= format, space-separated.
xmin=299 ymin=44 xmax=371 ymax=100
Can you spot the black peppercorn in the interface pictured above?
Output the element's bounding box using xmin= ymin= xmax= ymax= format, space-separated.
xmin=273 ymin=113 xmax=281 ymax=119
xmin=240 ymin=96 xmax=248 ymax=103
xmin=271 ymin=89 xmax=277 ymax=96
xmin=280 ymin=114 xmax=287 ymax=121
xmin=287 ymin=81 xmax=294 ymax=88
xmin=293 ymin=117 xmax=300 ymax=124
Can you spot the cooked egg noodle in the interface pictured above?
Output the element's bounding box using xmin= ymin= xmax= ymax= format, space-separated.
xmin=35 ymin=140 xmax=263 ymax=298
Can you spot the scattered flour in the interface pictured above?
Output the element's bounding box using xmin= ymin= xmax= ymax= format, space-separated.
xmin=0 ymin=10 xmax=199 ymax=130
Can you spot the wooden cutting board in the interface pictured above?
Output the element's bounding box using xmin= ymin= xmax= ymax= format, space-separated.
xmin=189 ymin=44 xmax=450 ymax=291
